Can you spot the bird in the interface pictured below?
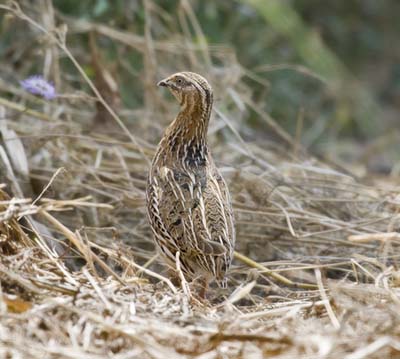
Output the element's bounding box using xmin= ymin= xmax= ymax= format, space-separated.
xmin=146 ymin=72 xmax=235 ymax=298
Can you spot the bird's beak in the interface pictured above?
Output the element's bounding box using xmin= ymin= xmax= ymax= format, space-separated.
xmin=157 ymin=79 xmax=168 ymax=87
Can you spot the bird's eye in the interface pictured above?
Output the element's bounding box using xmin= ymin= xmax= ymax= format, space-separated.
xmin=176 ymin=78 xmax=183 ymax=84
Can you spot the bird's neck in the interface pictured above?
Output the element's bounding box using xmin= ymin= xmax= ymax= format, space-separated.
xmin=164 ymin=94 xmax=212 ymax=164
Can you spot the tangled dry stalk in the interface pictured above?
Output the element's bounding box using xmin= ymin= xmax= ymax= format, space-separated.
xmin=0 ymin=1 xmax=400 ymax=358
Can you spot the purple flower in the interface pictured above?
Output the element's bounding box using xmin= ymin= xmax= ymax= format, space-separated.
xmin=20 ymin=75 xmax=57 ymax=100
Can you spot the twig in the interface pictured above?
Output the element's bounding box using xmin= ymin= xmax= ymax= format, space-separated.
xmin=31 ymin=167 xmax=66 ymax=206
xmin=175 ymin=251 xmax=191 ymax=299
xmin=348 ymin=232 xmax=400 ymax=243
xmin=0 ymin=97 xmax=54 ymax=121
xmin=315 ymin=268 xmax=340 ymax=330
xmin=39 ymin=210 xmax=126 ymax=285
xmin=89 ymin=241 xmax=178 ymax=294
xmin=234 ymin=251 xmax=317 ymax=289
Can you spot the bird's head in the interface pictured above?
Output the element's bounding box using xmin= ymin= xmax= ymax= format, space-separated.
xmin=157 ymin=72 xmax=213 ymax=107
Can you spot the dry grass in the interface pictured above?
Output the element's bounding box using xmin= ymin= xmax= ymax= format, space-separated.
xmin=1 ymin=1 xmax=400 ymax=358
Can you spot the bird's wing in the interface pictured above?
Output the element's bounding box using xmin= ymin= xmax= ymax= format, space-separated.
xmin=146 ymin=172 xmax=180 ymax=263
xmin=190 ymin=166 xmax=235 ymax=280
xmin=205 ymin=167 xmax=235 ymax=255
xmin=149 ymin=165 xmax=232 ymax=258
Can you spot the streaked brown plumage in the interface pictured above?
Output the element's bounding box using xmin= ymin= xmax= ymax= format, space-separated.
xmin=146 ymin=72 xmax=235 ymax=296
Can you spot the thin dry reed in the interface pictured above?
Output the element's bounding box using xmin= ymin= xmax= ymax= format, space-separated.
xmin=0 ymin=1 xmax=399 ymax=358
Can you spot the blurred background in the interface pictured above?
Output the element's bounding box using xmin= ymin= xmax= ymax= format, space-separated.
xmin=1 ymin=0 xmax=399 ymax=176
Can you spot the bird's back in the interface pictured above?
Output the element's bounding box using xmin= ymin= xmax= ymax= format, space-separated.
xmin=146 ymin=71 xmax=235 ymax=288
xmin=147 ymin=146 xmax=235 ymax=284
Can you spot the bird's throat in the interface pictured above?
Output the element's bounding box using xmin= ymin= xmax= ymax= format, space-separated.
xmin=164 ymin=96 xmax=212 ymax=165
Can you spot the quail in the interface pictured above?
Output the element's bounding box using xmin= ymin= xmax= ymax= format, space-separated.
xmin=146 ymin=72 xmax=235 ymax=297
